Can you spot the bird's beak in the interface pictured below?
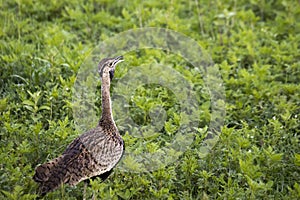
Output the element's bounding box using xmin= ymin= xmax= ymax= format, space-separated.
xmin=109 ymin=56 xmax=124 ymax=80
xmin=113 ymin=56 xmax=124 ymax=66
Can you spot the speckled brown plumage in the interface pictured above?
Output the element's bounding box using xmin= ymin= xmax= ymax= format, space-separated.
xmin=33 ymin=56 xmax=124 ymax=196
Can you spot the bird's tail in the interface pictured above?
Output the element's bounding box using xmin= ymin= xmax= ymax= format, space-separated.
xmin=33 ymin=156 xmax=67 ymax=196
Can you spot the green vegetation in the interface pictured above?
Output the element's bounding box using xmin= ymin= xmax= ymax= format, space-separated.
xmin=1 ymin=0 xmax=299 ymax=199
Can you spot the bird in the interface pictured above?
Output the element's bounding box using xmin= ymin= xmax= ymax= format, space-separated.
xmin=33 ymin=56 xmax=125 ymax=197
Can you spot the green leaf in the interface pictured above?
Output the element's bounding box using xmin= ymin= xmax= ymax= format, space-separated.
xmin=38 ymin=105 xmax=51 ymax=111
xmin=295 ymin=153 xmax=300 ymax=166
xmin=270 ymin=153 xmax=283 ymax=162
xmin=0 ymin=98 xmax=8 ymax=112
xmin=22 ymin=100 xmax=35 ymax=107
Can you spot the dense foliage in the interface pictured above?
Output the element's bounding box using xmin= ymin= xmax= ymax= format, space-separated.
xmin=1 ymin=0 xmax=299 ymax=199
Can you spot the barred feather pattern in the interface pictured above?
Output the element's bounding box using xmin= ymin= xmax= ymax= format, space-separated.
xmin=33 ymin=56 xmax=124 ymax=196
xmin=33 ymin=124 xmax=124 ymax=196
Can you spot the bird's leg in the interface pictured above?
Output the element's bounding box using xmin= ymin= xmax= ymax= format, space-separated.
xmin=61 ymin=183 xmax=65 ymax=199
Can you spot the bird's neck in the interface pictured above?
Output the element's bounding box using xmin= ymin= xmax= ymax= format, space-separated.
xmin=100 ymin=74 xmax=114 ymax=124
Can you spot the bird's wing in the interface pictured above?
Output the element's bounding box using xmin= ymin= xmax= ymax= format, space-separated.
xmin=61 ymin=127 xmax=124 ymax=186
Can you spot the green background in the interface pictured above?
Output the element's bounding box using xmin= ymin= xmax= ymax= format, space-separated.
xmin=0 ymin=0 xmax=299 ymax=199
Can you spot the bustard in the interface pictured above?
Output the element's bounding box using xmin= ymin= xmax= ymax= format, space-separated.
xmin=33 ymin=56 xmax=125 ymax=197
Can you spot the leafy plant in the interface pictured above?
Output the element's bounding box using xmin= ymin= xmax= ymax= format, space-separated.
xmin=0 ymin=0 xmax=299 ymax=199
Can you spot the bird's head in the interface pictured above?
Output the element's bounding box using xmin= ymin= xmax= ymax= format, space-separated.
xmin=98 ymin=56 xmax=124 ymax=80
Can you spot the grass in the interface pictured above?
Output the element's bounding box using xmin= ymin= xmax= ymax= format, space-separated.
xmin=0 ymin=0 xmax=299 ymax=199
